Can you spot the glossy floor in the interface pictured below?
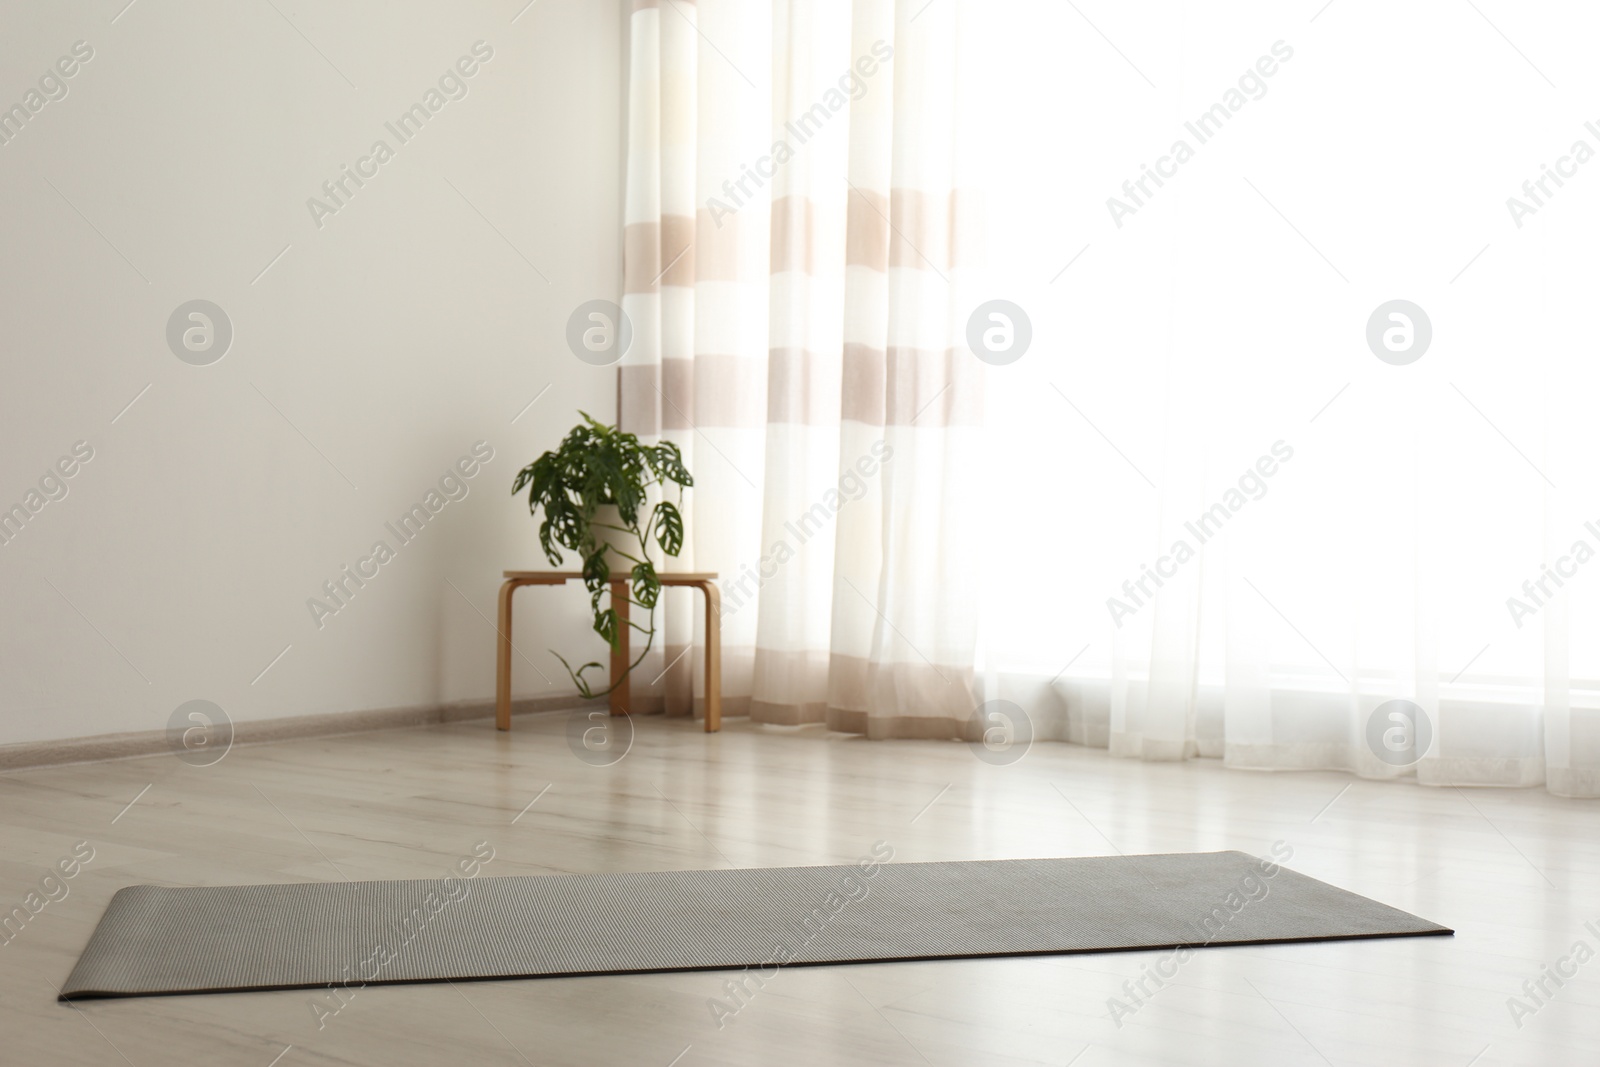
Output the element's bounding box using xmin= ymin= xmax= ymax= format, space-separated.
xmin=2 ymin=711 xmax=1595 ymax=1066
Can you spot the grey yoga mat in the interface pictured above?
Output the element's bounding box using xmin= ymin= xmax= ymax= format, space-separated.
xmin=60 ymin=850 xmax=1451 ymax=999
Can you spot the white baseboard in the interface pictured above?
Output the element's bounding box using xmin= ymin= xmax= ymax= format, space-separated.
xmin=0 ymin=694 xmax=607 ymax=771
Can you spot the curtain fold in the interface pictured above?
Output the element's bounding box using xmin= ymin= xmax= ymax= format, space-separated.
xmin=620 ymin=1 xmax=1598 ymax=798
xmin=620 ymin=0 xmax=983 ymax=738
xmin=621 ymin=0 xmax=770 ymax=720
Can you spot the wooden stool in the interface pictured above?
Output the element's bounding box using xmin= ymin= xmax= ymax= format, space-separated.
xmin=495 ymin=571 xmax=721 ymax=732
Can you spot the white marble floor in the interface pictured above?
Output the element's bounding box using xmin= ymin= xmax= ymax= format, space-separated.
xmin=2 ymin=710 xmax=1595 ymax=1066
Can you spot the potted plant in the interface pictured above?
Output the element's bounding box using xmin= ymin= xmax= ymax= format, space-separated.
xmin=511 ymin=413 xmax=693 ymax=697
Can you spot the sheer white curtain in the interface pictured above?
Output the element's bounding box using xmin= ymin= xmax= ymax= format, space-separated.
xmin=619 ymin=0 xmax=1600 ymax=797
xmin=618 ymin=0 xmax=770 ymax=720
xmin=619 ymin=0 xmax=985 ymax=737
xmin=975 ymin=0 xmax=1600 ymax=797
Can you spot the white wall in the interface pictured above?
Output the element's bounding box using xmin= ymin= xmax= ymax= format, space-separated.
xmin=0 ymin=0 xmax=625 ymax=746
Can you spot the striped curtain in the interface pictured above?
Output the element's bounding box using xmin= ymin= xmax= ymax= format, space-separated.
xmin=619 ymin=0 xmax=983 ymax=738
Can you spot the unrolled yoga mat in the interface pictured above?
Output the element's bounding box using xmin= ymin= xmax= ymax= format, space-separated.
xmin=60 ymin=850 xmax=1450 ymax=999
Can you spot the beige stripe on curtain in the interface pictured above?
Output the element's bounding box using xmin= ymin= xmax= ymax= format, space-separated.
xmin=620 ymin=0 xmax=983 ymax=738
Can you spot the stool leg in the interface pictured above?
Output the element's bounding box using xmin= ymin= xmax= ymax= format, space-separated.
xmin=610 ymin=579 xmax=630 ymax=717
xmin=698 ymin=581 xmax=721 ymax=732
xmin=496 ymin=580 xmax=516 ymax=731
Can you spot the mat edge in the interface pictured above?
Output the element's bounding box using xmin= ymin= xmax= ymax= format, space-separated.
xmin=58 ymin=926 xmax=1455 ymax=1001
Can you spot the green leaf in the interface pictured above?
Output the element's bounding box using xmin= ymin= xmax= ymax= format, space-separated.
xmin=613 ymin=477 xmax=644 ymax=526
xmin=631 ymin=560 xmax=659 ymax=610
xmin=537 ymin=518 xmax=563 ymax=567
xmin=511 ymin=464 xmax=534 ymax=496
xmin=545 ymin=495 xmax=584 ymax=555
xmin=581 ymin=545 xmax=610 ymax=592
xmin=651 ymin=440 xmax=694 ymax=488
xmin=652 ymin=502 xmax=684 ymax=557
xmin=594 ymin=607 xmax=619 ymax=648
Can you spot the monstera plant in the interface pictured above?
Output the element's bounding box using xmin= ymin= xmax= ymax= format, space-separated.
xmin=511 ymin=413 xmax=693 ymax=697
